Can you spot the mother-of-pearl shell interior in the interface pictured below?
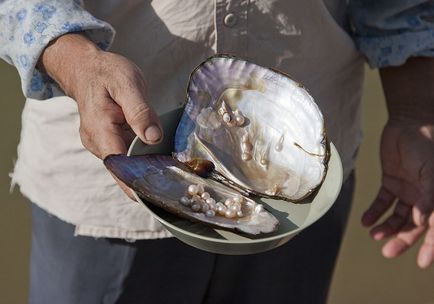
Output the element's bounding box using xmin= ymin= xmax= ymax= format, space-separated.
xmin=175 ymin=56 xmax=328 ymax=201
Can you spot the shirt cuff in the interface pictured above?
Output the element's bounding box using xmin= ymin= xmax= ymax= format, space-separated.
xmin=2 ymin=1 xmax=115 ymax=99
xmin=354 ymin=29 xmax=434 ymax=68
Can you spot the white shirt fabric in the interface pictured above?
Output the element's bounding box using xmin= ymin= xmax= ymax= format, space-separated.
xmin=10 ymin=0 xmax=365 ymax=239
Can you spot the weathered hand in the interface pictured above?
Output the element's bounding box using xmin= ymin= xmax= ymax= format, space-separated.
xmin=362 ymin=121 xmax=434 ymax=268
xmin=39 ymin=33 xmax=163 ymax=199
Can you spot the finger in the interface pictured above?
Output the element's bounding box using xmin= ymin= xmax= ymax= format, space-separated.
xmin=417 ymin=226 xmax=434 ymax=269
xmin=362 ymin=187 xmax=396 ymax=227
xmin=413 ymin=205 xmax=430 ymax=227
xmin=370 ymin=200 xmax=411 ymax=240
xmin=413 ymin=175 xmax=434 ymax=226
xmin=381 ymin=223 xmax=425 ymax=258
xmin=113 ymin=80 xmax=163 ymax=145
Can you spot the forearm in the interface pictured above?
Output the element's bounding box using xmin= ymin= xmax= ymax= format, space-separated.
xmin=0 ymin=0 xmax=114 ymax=99
xmin=380 ymin=57 xmax=434 ymax=124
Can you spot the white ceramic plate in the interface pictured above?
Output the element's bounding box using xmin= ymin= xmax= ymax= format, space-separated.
xmin=127 ymin=108 xmax=343 ymax=255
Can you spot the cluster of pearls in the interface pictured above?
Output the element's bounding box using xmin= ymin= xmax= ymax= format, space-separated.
xmin=179 ymin=184 xmax=246 ymax=219
xmin=216 ymin=196 xmax=245 ymax=218
xmin=241 ymin=133 xmax=253 ymax=161
xmin=218 ymin=101 xmax=245 ymax=128
xmin=179 ymin=184 xmax=217 ymax=217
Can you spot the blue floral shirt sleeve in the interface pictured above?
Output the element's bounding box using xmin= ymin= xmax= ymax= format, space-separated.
xmin=349 ymin=0 xmax=434 ymax=68
xmin=0 ymin=0 xmax=115 ymax=99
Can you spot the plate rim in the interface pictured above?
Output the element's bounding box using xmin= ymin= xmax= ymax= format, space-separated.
xmin=127 ymin=136 xmax=343 ymax=245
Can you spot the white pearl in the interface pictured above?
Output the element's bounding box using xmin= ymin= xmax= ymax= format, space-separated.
xmin=205 ymin=210 xmax=215 ymax=217
xmin=275 ymin=143 xmax=283 ymax=152
xmin=237 ymin=210 xmax=244 ymax=217
xmin=230 ymin=204 xmax=239 ymax=212
xmin=191 ymin=203 xmax=201 ymax=212
xmin=260 ymin=158 xmax=268 ymax=166
xmin=222 ymin=113 xmax=231 ymax=123
xmin=196 ymin=184 xmax=205 ymax=194
xmin=225 ymin=209 xmax=236 ymax=218
xmin=179 ymin=196 xmax=191 ymax=206
xmin=201 ymin=192 xmax=210 ymax=200
xmin=206 ymin=198 xmax=216 ymax=205
xmin=233 ymin=201 xmax=242 ymax=209
xmin=241 ymin=152 xmax=252 ymax=161
xmin=224 ymin=198 xmax=234 ymax=207
xmin=187 ymin=185 xmax=198 ymax=196
xmin=216 ymin=204 xmax=226 ymax=215
xmin=234 ymin=196 xmax=244 ymax=204
xmin=235 ymin=114 xmax=245 ymax=126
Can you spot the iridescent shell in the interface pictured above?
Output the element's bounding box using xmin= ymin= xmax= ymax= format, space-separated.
xmin=175 ymin=55 xmax=328 ymax=201
xmin=105 ymin=154 xmax=279 ymax=235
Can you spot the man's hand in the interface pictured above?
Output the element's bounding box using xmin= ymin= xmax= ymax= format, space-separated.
xmin=362 ymin=58 xmax=434 ymax=269
xmin=362 ymin=122 xmax=434 ymax=268
xmin=39 ymin=33 xmax=163 ymax=199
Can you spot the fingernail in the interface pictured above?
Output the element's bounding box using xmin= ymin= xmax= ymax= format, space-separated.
xmin=418 ymin=254 xmax=430 ymax=269
xmin=144 ymin=125 xmax=162 ymax=143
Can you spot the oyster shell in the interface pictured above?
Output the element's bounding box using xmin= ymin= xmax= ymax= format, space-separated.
xmin=104 ymin=154 xmax=279 ymax=235
xmin=105 ymin=55 xmax=329 ymax=236
xmin=175 ymin=55 xmax=328 ymax=201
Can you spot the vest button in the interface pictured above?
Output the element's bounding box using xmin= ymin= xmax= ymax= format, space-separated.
xmin=224 ymin=13 xmax=238 ymax=27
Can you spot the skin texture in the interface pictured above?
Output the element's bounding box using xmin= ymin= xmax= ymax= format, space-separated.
xmin=39 ymin=33 xmax=163 ymax=200
xmin=363 ymin=58 xmax=434 ymax=269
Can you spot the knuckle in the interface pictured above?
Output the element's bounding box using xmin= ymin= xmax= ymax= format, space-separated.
xmin=126 ymin=104 xmax=152 ymax=126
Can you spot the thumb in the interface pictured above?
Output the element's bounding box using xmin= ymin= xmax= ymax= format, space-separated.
xmin=115 ymin=86 xmax=163 ymax=145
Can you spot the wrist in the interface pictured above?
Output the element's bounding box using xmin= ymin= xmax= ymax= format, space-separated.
xmin=38 ymin=33 xmax=102 ymax=98
xmin=380 ymin=57 xmax=434 ymax=125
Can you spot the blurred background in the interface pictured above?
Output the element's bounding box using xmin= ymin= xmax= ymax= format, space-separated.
xmin=0 ymin=60 xmax=433 ymax=303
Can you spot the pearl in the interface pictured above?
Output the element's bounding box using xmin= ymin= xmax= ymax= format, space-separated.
xmin=196 ymin=184 xmax=205 ymax=194
xmin=179 ymin=196 xmax=191 ymax=206
xmin=237 ymin=210 xmax=244 ymax=217
xmin=205 ymin=198 xmax=216 ymax=205
xmin=225 ymin=209 xmax=236 ymax=218
xmin=234 ymin=196 xmax=244 ymax=204
xmin=224 ymin=198 xmax=234 ymax=207
xmin=191 ymin=194 xmax=202 ymax=203
xmin=201 ymin=203 xmax=210 ymax=212
xmin=235 ymin=113 xmax=245 ymax=126
xmin=242 ymin=142 xmax=253 ymax=152
xmin=191 ymin=203 xmax=201 ymax=212
xmin=222 ymin=113 xmax=231 ymax=123
xmin=230 ymin=204 xmax=239 ymax=212
xmin=216 ymin=203 xmax=226 ymax=215
xmin=241 ymin=133 xmax=249 ymax=143
xmin=187 ymin=184 xmax=198 ymax=196
xmin=260 ymin=158 xmax=268 ymax=166
xmin=201 ymin=192 xmax=210 ymax=200
xmin=241 ymin=152 xmax=252 ymax=161
xmin=205 ymin=210 xmax=216 ymax=217
xmin=275 ymin=135 xmax=284 ymax=152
